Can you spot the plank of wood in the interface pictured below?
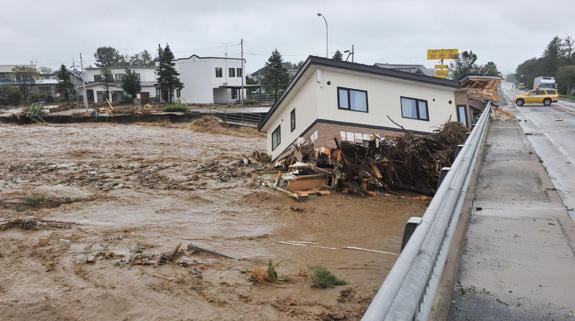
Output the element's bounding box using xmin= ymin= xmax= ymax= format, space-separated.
xmin=342 ymin=246 xmax=398 ymax=256
xmin=286 ymin=174 xmax=328 ymax=192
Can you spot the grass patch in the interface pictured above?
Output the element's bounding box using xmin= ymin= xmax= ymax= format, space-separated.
xmin=560 ymin=95 xmax=575 ymax=101
xmin=164 ymin=103 xmax=188 ymax=112
xmin=310 ymin=266 xmax=347 ymax=288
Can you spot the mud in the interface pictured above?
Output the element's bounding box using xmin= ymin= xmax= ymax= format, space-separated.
xmin=0 ymin=122 xmax=428 ymax=321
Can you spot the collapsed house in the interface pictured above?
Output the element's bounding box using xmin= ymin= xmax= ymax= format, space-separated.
xmin=257 ymin=57 xmax=496 ymax=198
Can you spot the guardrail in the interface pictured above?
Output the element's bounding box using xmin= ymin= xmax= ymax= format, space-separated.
xmin=361 ymin=103 xmax=492 ymax=321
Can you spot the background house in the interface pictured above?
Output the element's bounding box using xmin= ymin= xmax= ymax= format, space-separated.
xmin=0 ymin=64 xmax=59 ymax=98
xmin=373 ymin=63 xmax=434 ymax=76
xmin=259 ymin=56 xmax=464 ymax=161
xmin=174 ymin=55 xmax=246 ymax=104
xmin=82 ymin=66 xmax=157 ymax=104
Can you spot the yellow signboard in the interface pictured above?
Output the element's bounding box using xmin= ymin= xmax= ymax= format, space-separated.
xmin=435 ymin=64 xmax=449 ymax=70
xmin=434 ymin=69 xmax=449 ymax=78
xmin=427 ymin=49 xmax=459 ymax=60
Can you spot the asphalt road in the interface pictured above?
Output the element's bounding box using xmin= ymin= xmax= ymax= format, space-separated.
xmin=502 ymin=83 xmax=575 ymax=222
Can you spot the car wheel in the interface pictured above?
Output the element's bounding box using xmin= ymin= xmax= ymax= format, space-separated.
xmin=516 ymin=98 xmax=525 ymax=106
xmin=543 ymin=98 xmax=551 ymax=106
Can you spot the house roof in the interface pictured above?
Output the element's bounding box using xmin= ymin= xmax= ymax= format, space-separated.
xmin=85 ymin=66 xmax=155 ymax=70
xmin=175 ymin=54 xmax=245 ymax=61
xmin=373 ymin=63 xmax=433 ymax=76
xmin=258 ymin=55 xmax=458 ymax=130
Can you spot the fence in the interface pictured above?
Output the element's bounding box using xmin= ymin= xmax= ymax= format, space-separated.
xmin=361 ymin=103 xmax=492 ymax=321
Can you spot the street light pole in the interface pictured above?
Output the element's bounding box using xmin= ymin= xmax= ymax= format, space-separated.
xmin=317 ymin=13 xmax=328 ymax=58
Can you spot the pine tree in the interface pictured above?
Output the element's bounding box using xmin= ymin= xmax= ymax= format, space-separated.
xmin=156 ymin=44 xmax=183 ymax=103
xmin=542 ymin=36 xmax=563 ymax=76
xmin=333 ymin=50 xmax=343 ymax=61
xmin=261 ymin=49 xmax=290 ymax=100
xmin=100 ymin=68 xmax=114 ymax=102
xmin=122 ymin=68 xmax=141 ymax=100
xmin=56 ymin=64 xmax=76 ymax=104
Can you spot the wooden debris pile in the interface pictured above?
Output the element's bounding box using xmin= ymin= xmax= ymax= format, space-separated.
xmin=334 ymin=122 xmax=468 ymax=195
xmin=265 ymin=121 xmax=468 ymax=199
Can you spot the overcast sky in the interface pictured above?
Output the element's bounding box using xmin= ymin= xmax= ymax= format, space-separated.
xmin=1 ymin=0 xmax=573 ymax=74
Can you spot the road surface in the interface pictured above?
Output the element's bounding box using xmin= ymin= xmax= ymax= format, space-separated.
xmin=448 ymin=110 xmax=575 ymax=321
xmin=502 ymin=83 xmax=575 ymax=222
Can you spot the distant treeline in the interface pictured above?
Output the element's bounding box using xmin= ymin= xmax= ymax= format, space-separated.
xmin=514 ymin=36 xmax=575 ymax=94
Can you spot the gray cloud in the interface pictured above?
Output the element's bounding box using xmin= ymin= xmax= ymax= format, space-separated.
xmin=0 ymin=0 xmax=572 ymax=74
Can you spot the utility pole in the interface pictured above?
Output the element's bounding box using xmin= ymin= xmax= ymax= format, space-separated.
xmin=240 ymin=38 xmax=244 ymax=104
xmin=73 ymin=59 xmax=79 ymax=104
xmin=157 ymin=44 xmax=162 ymax=103
xmin=79 ymin=53 xmax=88 ymax=112
xmin=317 ymin=13 xmax=328 ymax=58
xmin=344 ymin=45 xmax=355 ymax=62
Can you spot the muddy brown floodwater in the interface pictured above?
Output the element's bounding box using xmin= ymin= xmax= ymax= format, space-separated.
xmin=0 ymin=121 xmax=429 ymax=321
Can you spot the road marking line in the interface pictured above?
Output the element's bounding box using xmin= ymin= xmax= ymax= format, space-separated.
xmin=551 ymin=105 xmax=575 ymax=116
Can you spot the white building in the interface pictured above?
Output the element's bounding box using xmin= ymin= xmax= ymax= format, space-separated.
xmin=258 ymin=56 xmax=468 ymax=161
xmin=82 ymin=66 xmax=157 ymax=104
xmin=174 ymin=55 xmax=246 ymax=104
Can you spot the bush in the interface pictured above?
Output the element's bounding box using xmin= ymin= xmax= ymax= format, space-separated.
xmin=30 ymin=93 xmax=49 ymax=103
xmin=309 ymin=266 xmax=347 ymax=288
xmin=164 ymin=103 xmax=188 ymax=112
xmin=0 ymin=85 xmax=23 ymax=106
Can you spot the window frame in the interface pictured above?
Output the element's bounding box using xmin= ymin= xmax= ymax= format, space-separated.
xmin=215 ymin=67 xmax=223 ymax=78
xmin=229 ymin=68 xmax=236 ymax=78
xmin=400 ymin=96 xmax=429 ymax=121
xmin=337 ymin=87 xmax=369 ymax=113
xmin=236 ymin=68 xmax=243 ymax=77
xmin=271 ymin=125 xmax=281 ymax=151
xmin=290 ymin=108 xmax=296 ymax=132
xmin=456 ymin=105 xmax=467 ymax=127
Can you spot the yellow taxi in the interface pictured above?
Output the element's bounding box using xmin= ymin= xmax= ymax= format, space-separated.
xmin=515 ymin=89 xmax=559 ymax=106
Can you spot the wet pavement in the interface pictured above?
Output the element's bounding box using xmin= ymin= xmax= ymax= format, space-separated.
xmin=502 ymin=83 xmax=575 ymax=221
xmin=447 ymin=111 xmax=575 ymax=320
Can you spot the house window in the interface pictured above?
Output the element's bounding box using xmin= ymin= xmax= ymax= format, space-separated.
xmin=94 ymin=74 xmax=102 ymax=82
xmin=215 ymin=68 xmax=222 ymax=78
xmin=400 ymin=97 xmax=429 ymax=121
xmin=229 ymin=68 xmax=236 ymax=78
xmin=231 ymin=88 xmax=238 ymax=99
xmin=337 ymin=87 xmax=368 ymax=112
xmin=290 ymin=109 xmax=296 ymax=132
xmin=236 ymin=68 xmax=243 ymax=77
xmin=114 ymin=74 xmax=123 ymax=81
xmin=176 ymin=88 xmax=181 ymax=98
xmin=272 ymin=125 xmax=281 ymax=151
xmin=457 ymin=105 xmax=467 ymax=127
xmin=136 ymin=73 xmax=141 ymax=80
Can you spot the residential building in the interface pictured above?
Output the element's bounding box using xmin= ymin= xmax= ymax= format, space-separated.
xmin=82 ymin=66 xmax=157 ymax=104
xmin=174 ymin=55 xmax=246 ymax=104
xmin=0 ymin=64 xmax=59 ymax=97
xmin=258 ymin=56 xmax=469 ymax=161
xmin=373 ymin=63 xmax=433 ymax=76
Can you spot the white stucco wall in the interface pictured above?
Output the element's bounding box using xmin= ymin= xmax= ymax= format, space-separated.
xmin=175 ymin=56 xmax=246 ymax=104
xmin=316 ymin=68 xmax=457 ymax=133
xmin=266 ymin=70 xmax=318 ymax=159
xmin=264 ymin=65 xmax=458 ymax=160
xmin=84 ymin=67 xmax=156 ymax=83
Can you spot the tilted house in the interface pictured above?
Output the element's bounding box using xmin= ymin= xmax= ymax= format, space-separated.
xmin=258 ymin=56 xmax=468 ymax=161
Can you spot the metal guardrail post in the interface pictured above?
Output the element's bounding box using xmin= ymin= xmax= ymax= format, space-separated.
xmin=437 ymin=167 xmax=451 ymax=189
xmin=361 ymin=103 xmax=492 ymax=321
xmin=401 ymin=217 xmax=423 ymax=251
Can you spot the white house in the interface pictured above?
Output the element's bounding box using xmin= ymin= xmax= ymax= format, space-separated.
xmin=258 ymin=56 xmax=468 ymax=161
xmin=82 ymin=66 xmax=157 ymax=104
xmin=174 ymin=55 xmax=246 ymax=104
